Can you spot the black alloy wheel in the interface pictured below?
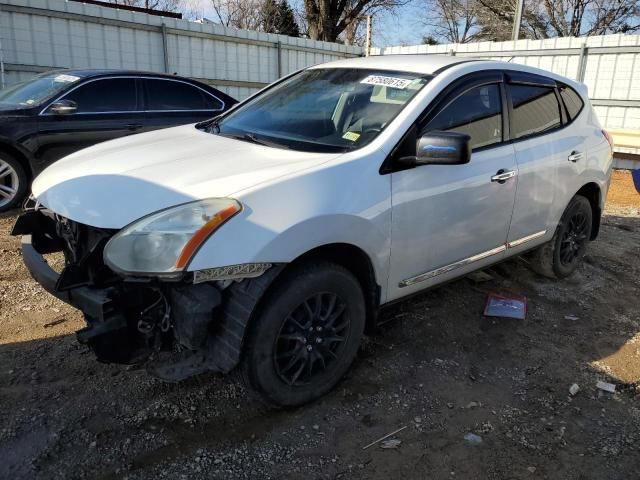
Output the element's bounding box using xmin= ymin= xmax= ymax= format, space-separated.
xmin=274 ymin=292 xmax=350 ymax=386
xmin=239 ymin=261 xmax=366 ymax=407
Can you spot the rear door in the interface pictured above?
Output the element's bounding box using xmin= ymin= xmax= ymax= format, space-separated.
xmin=141 ymin=78 xmax=226 ymax=131
xmin=35 ymin=77 xmax=144 ymax=166
xmin=387 ymin=72 xmax=518 ymax=301
xmin=505 ymin=73 xmax=585 ymax=251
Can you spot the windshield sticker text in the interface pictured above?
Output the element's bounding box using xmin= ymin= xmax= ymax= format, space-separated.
xmin=342 ymin=131 xmax=361 ymax=142
xmin=361 ymin=75 xmax=412 ymax=89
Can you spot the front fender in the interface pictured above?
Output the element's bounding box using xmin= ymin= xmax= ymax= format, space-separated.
xmin=187 ymin=152 xmax=392 ymax=301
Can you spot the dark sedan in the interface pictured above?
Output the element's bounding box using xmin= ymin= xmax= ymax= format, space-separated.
xmin=0 ymin=69 xmax=237 ymax=211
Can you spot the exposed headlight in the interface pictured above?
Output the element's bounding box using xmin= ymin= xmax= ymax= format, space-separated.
xmin=104 ymin=198 xmax=241 ymax=276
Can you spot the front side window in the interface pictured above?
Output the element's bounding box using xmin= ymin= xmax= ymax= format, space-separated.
xmin=509 ymin=84 xmax=561 ymax=139
xmin=57 ymin=78 xmax=138 ymax=113
xmin=425 ymin=84 xmax=503 ymax=150
xmin=145 ymin=79 xmax=222 ymax=111
xmin=211 ymin=68 xmax=431 ymax=153
xmin=0 ymin=72 xmax=83 ymax=110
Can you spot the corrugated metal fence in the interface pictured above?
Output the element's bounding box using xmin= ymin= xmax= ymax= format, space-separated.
xmin=372 ymin=35 xmax=640 ymax=157
xmin=0 ymin=0 xmax=361 ymax=100
xmin=1 ymin=0 xmax=638 ymax=157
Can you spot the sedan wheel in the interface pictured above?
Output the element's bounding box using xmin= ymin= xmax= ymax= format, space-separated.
xmin=0 ymin=159 xmax=19 ymax=209
xmin=0 ymin=154 xmax=27 ymax=212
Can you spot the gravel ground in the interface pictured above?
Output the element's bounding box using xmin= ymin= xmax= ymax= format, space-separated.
xmin=0 ymin=172 xmax=639 ymax=480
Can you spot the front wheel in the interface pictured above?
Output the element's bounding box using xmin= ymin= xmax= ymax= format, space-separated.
xmin=529 ymin=195 xmax=593 ymax=279
xmin=239 ymin=261 xmax=366 ymax=407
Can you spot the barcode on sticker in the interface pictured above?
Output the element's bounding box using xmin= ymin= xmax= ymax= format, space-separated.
xmin=361 ymin=75 xmax=412 ymax=89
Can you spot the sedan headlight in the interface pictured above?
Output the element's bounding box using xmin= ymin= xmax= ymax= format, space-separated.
xmin=104 ymin=198 xmax=241 ymax=276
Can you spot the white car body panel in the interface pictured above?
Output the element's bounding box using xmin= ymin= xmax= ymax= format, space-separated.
xmin=32 ymin=124 xmax=339 ymax=228
xmin=31 ymin=55 xmax=613 ymax=307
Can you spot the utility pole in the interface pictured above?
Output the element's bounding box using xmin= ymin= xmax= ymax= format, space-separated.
xmin=365 ymin=15 xmax=372 ymax=57
xmin=512 ymin=0 xmax=524 ymax=41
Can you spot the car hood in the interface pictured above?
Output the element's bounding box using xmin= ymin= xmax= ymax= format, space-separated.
xmin=32 ymin=124 xmax=339 ymax=228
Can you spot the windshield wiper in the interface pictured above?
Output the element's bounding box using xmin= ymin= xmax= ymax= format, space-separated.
xmin=222 ymin=132 xmax=290 ymax=149
xmin=244 ymin=133 xmax=290 ymax=149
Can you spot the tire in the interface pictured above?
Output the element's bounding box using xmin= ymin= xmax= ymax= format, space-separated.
xmin=529 ymin=195 xmax=593 ymax=279
xmin=239 ymin=261 xmax=366 ymax=407
xmin=0 ymin=152 xmax=28 ymax=213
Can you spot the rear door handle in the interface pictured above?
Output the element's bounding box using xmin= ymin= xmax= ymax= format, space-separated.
xmin=491 ymin=169 xmax=516 ymax=183
xmin=126 ymin=124 xmax=143 ymax=131
xmin=568 ymin=151 xmax=584 ymax=162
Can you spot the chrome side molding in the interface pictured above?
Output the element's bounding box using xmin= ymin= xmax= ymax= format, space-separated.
xmin=399 ymin=245 xmax=506 ymax=287
xmin=507 ymin=230 xmax=547 ymax=248
xmin=399 ymin=230 xmax=547 ymax=288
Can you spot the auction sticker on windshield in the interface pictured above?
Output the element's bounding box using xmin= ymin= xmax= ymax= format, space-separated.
xmin=361 ymin=75 xmax=413 ymax=89
xmin=54 ymin=74 xmax=81 ymax=83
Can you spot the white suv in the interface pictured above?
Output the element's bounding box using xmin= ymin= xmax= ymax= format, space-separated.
xmin=14 ymin=55 xmax=613 ymax=406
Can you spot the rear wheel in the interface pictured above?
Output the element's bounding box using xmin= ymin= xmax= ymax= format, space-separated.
xmin=239 ymin=261 xmax=366 ymax=407
xmin=529 ymin=195 xmax=592 ymax=279
xmin=0 ymin=152 xmax=28 ymax=213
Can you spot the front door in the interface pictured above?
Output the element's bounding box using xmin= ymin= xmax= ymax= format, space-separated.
xmin=34 ymin=77 xmax=145 ymax=171
xmin=388 ymin=78 xmax=518 ymax=301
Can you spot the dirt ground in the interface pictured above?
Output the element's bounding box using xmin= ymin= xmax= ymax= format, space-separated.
xmin=1 ymin=171 xmax=639 ymax=480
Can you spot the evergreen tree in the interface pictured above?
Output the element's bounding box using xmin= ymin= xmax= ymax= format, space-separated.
xmin=262 ymin=0 xmax=300 ymax=37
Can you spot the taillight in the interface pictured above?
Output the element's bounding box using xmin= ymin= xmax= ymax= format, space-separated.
xmin=602 ymin=129 xmax=614 ymax=150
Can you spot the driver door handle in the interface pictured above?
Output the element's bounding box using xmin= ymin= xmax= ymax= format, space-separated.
xmin=491 ymin=169 xmax=516 ymax=183
xmin=126 ymin=124 xmax=143 ymax=131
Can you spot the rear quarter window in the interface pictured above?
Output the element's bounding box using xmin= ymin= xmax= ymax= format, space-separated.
xmin=558 ymin=84 xmax=585 ymax=121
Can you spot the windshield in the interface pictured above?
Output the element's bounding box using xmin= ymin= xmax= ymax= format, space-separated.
xmin=0 ymin=72 xmax=82 ymax=109
xmin=211 ymin=68 xmax=431 ymax=153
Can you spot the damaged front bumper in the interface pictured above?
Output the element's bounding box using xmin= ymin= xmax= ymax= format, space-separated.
xmin=13 ymin=210 xmax=230 ymax=380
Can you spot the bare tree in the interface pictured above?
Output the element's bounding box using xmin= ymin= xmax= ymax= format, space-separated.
xmin=542 ymin=0 xmax=640 ymax=36
xmin=303 ymin=0 xmax=409 ymax=43
xmin=106 ymin=0 xmax=185 ymax=12
xmin=209 ymin=0 xmax=264 ymax=29
xmin=473 ymin=0 xmax=639 ymax=41
xmin=474 ymin=0 xmax=549 ymax=40
xmin=419 ymin=0 xmax=479 ymax=43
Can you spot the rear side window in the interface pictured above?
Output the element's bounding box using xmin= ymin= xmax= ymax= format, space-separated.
xmin=509 ymin=84 xmax=561 ymax=139
xmin=558 ymin=84 xmax=584 ymax=121
xmin=425 ymin=84 xmax=503 ymax=150
xmin=60 ymin=78 xmax=138 ymax=113
xmin=145 ymin=79 xmax=223 ymax=111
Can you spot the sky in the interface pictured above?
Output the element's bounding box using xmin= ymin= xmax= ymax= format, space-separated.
xmin=368 ymin=1 xmax=427 ymax=47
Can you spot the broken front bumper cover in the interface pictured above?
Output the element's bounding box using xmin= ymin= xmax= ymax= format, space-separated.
xmin=14 ymin=210 xmax=280 ymax=380
xmin=20 ymin=234 xmax=133 ymax=355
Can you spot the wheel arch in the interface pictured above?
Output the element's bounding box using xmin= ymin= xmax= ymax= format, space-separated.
xmin=286 ymin=243 xmax=381 ymax=333
xmin=207 ymin=242 xmax=381 ymax=375
xmin=0 ymin=140 xmax=34 ymax=178
xmin=575 ymin=182 xmax=602 ymax=240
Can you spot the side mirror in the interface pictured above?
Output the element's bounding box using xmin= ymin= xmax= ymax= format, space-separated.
xmin=48 ymin=99 xmax=77 ymax=115
xmin=399 ymin=130 xmax=471 ymax=167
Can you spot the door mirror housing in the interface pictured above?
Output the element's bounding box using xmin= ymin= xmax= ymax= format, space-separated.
xmin=48 ymin=99 xmax=77 ymax=115
xmin=399 ymin=130 xmax=471 ymax=167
